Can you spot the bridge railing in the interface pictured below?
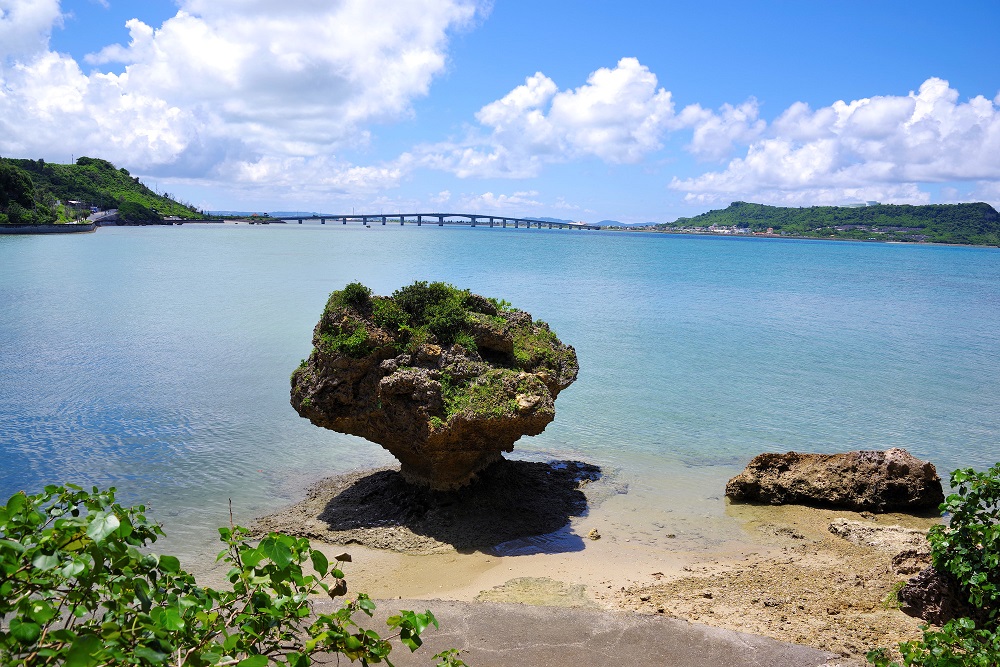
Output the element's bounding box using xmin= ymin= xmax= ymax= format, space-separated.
xmin=270 ymin=213 xmax=600 ymax=230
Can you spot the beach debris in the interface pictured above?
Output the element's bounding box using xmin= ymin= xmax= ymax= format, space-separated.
xmin=724 ymin=448 xmax=944 ymax=512
xmin=291 ymin=281 xmax=578 ymax=490
xmin=828 ymin=518 xmax=929 ymax=553
xmin=587 ymin=528 xmax=601 ymax=540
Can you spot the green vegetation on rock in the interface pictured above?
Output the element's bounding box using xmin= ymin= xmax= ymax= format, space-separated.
xmin=292 ymin=281 xmax=578 ymax=489
xmin=319 ymin=317 xmax=373 ymax=358
xmin=0 ymin=156 xmax=204 ymax=224
xmin=314 ymin=281 xmax=575 ymax=374
xmin=654 ymin=201 xmax=1000 ymax=245
xmin=0 ymin=484 xmax=466 ymax=666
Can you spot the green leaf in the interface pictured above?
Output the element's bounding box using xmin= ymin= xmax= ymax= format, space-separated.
xmin=237 ymin=655 xmax=269 ymax=667
xmin=133 ymin=647 xmax=170 ymax=663
xmin=64 ymin=634 xmax=103 ymax=667
xmin=32 ymin=552 xmax=60 ymax=571
xmin=259 ymin=538 xmax=292 ymax=568
xmin=0 ymin=537 xmax=26 ymax=553
xmin=59 ymin=558 xmax=87 ymax=578
xmin=158 ymin=554 xmax=181 ymax=572
xmin=27 ymin=599 xmax=57 ymax=625
xmin=241 ymin=547 xmax=264 ymax=568
xmin=6 ymin=491 xmax=26 ymax=517
xmin=400 ymin=628 xmax=422 ymax=652
xmin=86 ymin=511 xmax=120 ymax=543
xmin=10 ymin=618 xmax=41 ymax=643
xmin=161 ymin=607 xmax=185 ymax=632
xmin=310 ymin=549 xmax=329 ymax=576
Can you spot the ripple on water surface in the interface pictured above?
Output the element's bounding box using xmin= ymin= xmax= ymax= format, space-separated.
xmin=2 ymin=227 xmax=999 ymax=562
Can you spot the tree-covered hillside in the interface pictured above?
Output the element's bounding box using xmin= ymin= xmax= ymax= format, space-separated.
xmin=0 ymin=156 xmax=203 ymax=224
xmin=0 ymin=161 xmax=58 ymax=225
xmin=656 ymin=201 xmax=1000 ymax=245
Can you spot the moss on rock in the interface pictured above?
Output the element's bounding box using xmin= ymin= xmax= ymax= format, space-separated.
xmin=291 ymin=281 xmax=578 ymax=489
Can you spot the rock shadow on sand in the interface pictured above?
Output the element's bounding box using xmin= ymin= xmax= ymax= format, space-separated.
xmin=253 ymin=459 xmax=602 ymax=555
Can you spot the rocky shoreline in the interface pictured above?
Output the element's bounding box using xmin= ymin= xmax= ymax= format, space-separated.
xmin=252 ymin=456 xmax=947 ymax=664
xmin=614 ymin=503 xmax=941 ymax=663
xmin=253 ymin=459 xmax=609 ymax=554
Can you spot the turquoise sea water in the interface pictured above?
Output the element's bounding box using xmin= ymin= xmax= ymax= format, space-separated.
xmin=2 ymin=224 xmax=999 ymax=560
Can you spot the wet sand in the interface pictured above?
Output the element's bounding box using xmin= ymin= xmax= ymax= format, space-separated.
xmin=250 ymin=460 xmax=943 ymax=663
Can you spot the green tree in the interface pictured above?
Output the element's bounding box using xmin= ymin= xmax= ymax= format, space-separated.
xmin=0 ymin=162 xmax=36 ymax=211
xmin=118 ymin=200 xmax=162 ymax=224
xmin=0 ymin=484 xmax=467 ymax=666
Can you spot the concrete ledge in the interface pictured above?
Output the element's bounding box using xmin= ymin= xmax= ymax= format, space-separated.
xmin=0 ymin=223 xmax=96 ymax=234
xmin=312 ymin=598 xmax=840 ymax=667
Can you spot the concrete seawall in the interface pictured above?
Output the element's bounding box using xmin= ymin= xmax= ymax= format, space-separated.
xmin=0 ymin=223 xmax=97 ymax=235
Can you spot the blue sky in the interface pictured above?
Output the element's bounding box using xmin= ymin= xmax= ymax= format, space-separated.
xmin=2 ymin=0 xmax=998 ymax=221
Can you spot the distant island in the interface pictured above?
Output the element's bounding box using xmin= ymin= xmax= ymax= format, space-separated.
xmin=632 ymin=201 xmax=1000 ymax=246
xmin=0 ymin=156 xmax=205 ymax=228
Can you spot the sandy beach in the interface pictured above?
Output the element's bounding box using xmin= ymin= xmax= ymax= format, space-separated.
xmin=244 ymin=461 xmax=943 ymax=664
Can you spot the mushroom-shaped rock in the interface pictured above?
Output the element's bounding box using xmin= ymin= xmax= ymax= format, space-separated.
xmin=291 ymin=281 xmax=578 ymax=490
xmin=725 ymin=448 xmax=944 ymax=512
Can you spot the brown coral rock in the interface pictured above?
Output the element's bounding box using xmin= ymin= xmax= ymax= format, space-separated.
xmin=725 ymin=448 xmax=944 ymax=512
xmin=898 ymin=565 xmax=982 ymax=626
xmin=291 ymin=282 xmax=578 ymax=490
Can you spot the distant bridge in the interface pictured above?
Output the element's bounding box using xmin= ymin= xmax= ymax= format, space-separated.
xmin=267 ymin=213 xmax=601 ymax=230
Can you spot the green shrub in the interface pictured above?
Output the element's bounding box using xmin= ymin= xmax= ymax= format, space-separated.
xmin=868 ymin=619 xmax=1000 ymax=667
xmin=485 ymin=297 xmax=514 ymax=313
xmin=372 ymin=297 xmax=408 ymax=333
xmin=5 ymin=202 xmax=32 ymax=225
xmin=320 ymin=319 xmax=372 ymax=358
xmin=332 ymin=282 xmax=373 ymax=310
xmin=393 ymin=282 xmax=461 ymax=321
xmin=453 ymin=331 xmax=477 ymax=352
xmin=424 ymin=299 xmax=467 ymax=345
xmin=388 ymin=282 xmax=474 ymax=347
xmin=929 ymin=463 xmax=1000 ymax=618
xmin=0 ymin=484 xmax=465 ymax=666
xmin=867 ymin=463 xmax=1000 ymax=666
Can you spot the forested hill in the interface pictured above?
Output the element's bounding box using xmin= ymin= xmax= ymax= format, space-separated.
xmin=0 ymin=156 xmax=202 ymax=225
xmin=656 ymin=201 xmax=1000 ymax=245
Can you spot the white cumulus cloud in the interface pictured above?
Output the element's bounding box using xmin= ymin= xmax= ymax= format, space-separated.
xmin=671 ymin=78 xmax=1000 ymax=205
xmin=0 ymin=0 xmax=61 ymax=61
xmin=0 ymin=0 xmax=482 ymax=193
xmin=457 ymin=190 xmax=543 ymax=213
xmin=673 ymin=99 xmax=766 ymax=161
xmin=417 ymin=57 xmax=675 ymax=177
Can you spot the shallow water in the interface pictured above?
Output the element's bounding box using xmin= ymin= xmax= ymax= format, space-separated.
xmin=2 ymin=224 xmax=999 ymax=563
